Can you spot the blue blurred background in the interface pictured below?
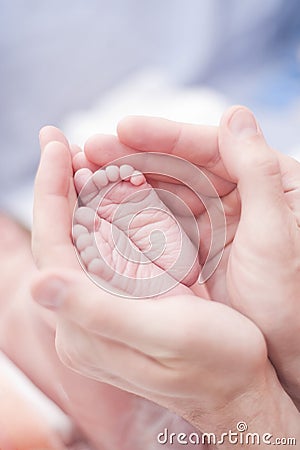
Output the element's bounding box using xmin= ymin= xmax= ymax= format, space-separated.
xmin=1 ymin=0 xmax=300 ymax=223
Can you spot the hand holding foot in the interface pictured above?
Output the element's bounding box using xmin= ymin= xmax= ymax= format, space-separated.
xmin=31 ymin=126 xmax=300 ymax=447
xmin=94 ymin=106 xmax=300 ymax=411
xmin=33 ymin=128 xmax=204 ymax=450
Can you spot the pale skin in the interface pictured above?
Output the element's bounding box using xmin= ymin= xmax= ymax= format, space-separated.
xmin=30 ymin=106 xmax=300 ymax=448
xmin=0 ymin=214 xmax=85 ymax=449
xmin=82 ymin=105 xmax=300 ymax=409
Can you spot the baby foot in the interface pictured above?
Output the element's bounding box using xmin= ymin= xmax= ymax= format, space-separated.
xmin=72 ymin=165 xmax=200 ymax=298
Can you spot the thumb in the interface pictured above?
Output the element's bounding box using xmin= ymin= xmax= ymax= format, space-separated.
xmin=30 ymin=269 xmax=144 ymax=336
xmin=218 ymin=106 xmax=290 ymax=228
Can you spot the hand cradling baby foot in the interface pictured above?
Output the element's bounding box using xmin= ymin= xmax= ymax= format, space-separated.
xmin=73 ymin=164 xmax=200 ymax=298
xmin=31 ymin=124 xmax=300 ymax=449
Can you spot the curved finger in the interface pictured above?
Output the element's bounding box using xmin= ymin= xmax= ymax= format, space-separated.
xmin=219 ymin=106 xmax=292 ymax=236
xmin=32 ymin=141 xmax=75 ymax=268
xmin=31 ymin=269 xmax=169 ymax=348
xmin=84 ymin=133 xmax=137 ymax=166
xmin=39 ymin=126 xmax=69 ymax=151
xmin=31 ymin=270 xmax=206 ymax=354
xmin=84 ymin=133 xmax=234 ymax=198
xmin=117 ymin=116 xmax=228 ymax=179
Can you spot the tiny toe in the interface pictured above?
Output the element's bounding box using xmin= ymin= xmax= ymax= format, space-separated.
xmin=72 ymin=224 xmax=88 ymax=240
xmin=93 ymin=169 xmax=109 ymax=188
xmin=80 ymin=245 xmax=100 ymax=265
xmin=105 ymin=165 xmax=120 ymax=182
xmin=74 ymin=168 xmax=95 ymax=195
xmin=88 ymin=258 xmax=105 ymax=276
xmin=76 ymin=233 xmax=93 ymax=251
xmin=120 ymin=164 xmax=134 ymax=180
xmin=130 ymin=170 xmax=145 ymax=186
xmin=74 ymin=206 xmax=100 ymax=231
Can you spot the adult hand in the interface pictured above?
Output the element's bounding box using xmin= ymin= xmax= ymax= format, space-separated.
xmin=33 ymin=129 xmax=204 ymax=450
xmin=83 ymin=105 xmax=300 ymax=409
xmin=32 ymin=264 xmax=300 ymax=448
xmin=31 ymin=124 xmax=300 ymax=447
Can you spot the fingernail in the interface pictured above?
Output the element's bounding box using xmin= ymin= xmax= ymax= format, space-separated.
xmin=228 ymin=108 xmax=259 ymax=139
xmin=34 ymin=278 xmax=67 ymax=309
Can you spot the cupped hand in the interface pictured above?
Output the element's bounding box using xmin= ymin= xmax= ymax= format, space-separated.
xmin=83 ymin=106 xmax=300 ymax=408
xmin=31 ymin=125 xmax=300 ymax=445
xmin=33 ymin=129 xmax=207 ymax=450
xmin=33 ymin=266 xmax=292 ymax=439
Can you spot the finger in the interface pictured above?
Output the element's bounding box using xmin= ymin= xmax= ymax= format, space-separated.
xmin=32 ymin=141 xmax=74 ymax=268
xmin=31 ymin=269 xmax=168 ymax=349
xmin=117 ymin=116 xmax=230 ymax=180
xmin=31 ymin=270 xmax=205 ymax=354
xmin=275 ymin=150 xmax=300 ymax=225
xmin=84 ymin=134 xmax=187 ymax=185
xmin=84 ymin=133 xmax=137 ymax=165
xmin=39 ymin=126 xmax=77 ymax=212
xmin=218 ymin=106 xmax=291 ymax=233
xmin=85 ymin=133 xmax=234 ymax=197
xmin=31 ymin=269 xmax=262 ymax=385
xmin=39 ymin=126 xmax=69 ymax=151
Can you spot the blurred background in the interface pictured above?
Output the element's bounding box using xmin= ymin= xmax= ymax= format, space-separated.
xmin=1 ymin=0 xmax=300 ymax=224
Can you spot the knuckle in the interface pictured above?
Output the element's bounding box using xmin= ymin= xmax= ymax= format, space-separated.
xmin=257 ymin=156 xmax=280 ymax=176
xmin=246 ymin=151 xmax=280 ymax=176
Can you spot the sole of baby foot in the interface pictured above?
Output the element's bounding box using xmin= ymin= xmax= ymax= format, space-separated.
xmin=72 ymin=164 xmax=200 ymax=298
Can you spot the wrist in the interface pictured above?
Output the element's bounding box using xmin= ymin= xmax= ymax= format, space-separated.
xmin=182 ymin=364 xmax=300 ymax=449
xmin=270 ymin=350 xmax=300 ymax=411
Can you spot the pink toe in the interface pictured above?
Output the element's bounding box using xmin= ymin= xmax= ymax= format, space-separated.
xmin=120 ymin=164 xmax=134 ymax=180
xmin=74 ymin=207 xmax=100 ymax=231
xmin=130 ymin=171 xmax=145 ymax=186
xmin=80 ymin=246 xmax=99 ymax=265
xmin=88 ymin=258 xmax=104 ymax=276
xmin=76 ymin=233 xmax=93 ymax=251
xmin=93 ymin=170 xmax=108 ymax=188
xmin=74 ymin=168 xmax=95 ymax=195
xmin=105 ymin=165 xmax=120 ymax=182
xmin=72 ymin=224 xmax=88 ymax=240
